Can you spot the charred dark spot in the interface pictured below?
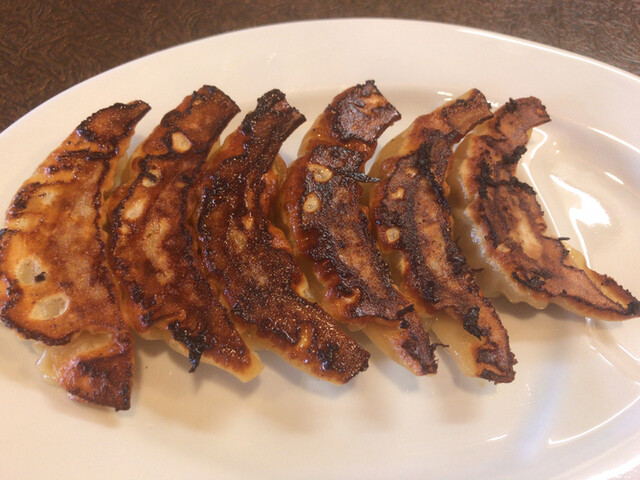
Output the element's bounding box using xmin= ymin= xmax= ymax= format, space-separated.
xmin=334 ymin=168 xmax=379 ymax=183
xmin=34 ymin=272 xmax=46 ymax=283
xmin=396 ymin=304 xmax=415 ymax=328
xmin=627 ymin=299 xmax=640 ymax=316
xmin=415 ymin=142 xmax=434 ymax=177
xmin=476 ymin=159 xmax=498 ymax=199
xmin=502 ymin=145 xmax=527 ymax=164
xmin=462 ymin=307 xmax=485 ymax=339
xmin=421 ymin=278 xmax=440 ymax=304
xmin=477 ymin=345 xmax=516 ymax=384
xmin=414 ymin=141 xmax=451 ymax=213
xmin=477 ymin=156 xmax=537 ymax=199
xmin=512 ymin=269 xmax=548 ymax=290
xmin=476 ymin=345 xmax=498 ymax=366
xmin=11 ymin=187 xmax=35 ymax=211
xmin=139 ymin=311 xmax=153 ymax=328
xmin=401 ymin=333 xmax=437 ymax=375
xmin=511 ymin=177 xmax=537 ymax=195
xmin=130 ymin=282 xmax=144 ymax=303
xmin=397 ymin=304 xmax=415 ymax=316
xmin=480 ymin=369 xmax=504 ymax=383
xmin=160 ymin=110 xmax=182 ymax=129
xmin=503 ymin=98 xmax=518 ymax=113
xmin=446 ymin=244 xmax=467 ymax=276
xmin=73 ymin=351 xmax=133 ymax=411
xmin=111 ymin=255 xmax=127 ymax=275
xmin=335 ymin=283 xmax=354 ymax=296
xmin=168 ymin=321 xmax=207 ymax=372
xmin=317 ymin=342 xmax=339 ymax=371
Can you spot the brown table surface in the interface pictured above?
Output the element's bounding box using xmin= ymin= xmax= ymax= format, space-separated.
xmin=1 ymin=0 xmax=638 ymax=133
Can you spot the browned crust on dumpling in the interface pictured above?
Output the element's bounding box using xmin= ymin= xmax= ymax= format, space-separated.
xmin=298 ymin=80 xmax=401 ymax=157
xmin=108 ymin=86 xmax=262 ymax=381
xmin=281 ymin=145 xmax=436 ymax=375
xmin=196 ymin=90 xmax=369 ymax=384
xmin=0 ymin=101 xmax=149 ymax=409
xmin=55 ymin=331 xmax=134 ymax=409
xmin=370 ymin=89 xmax=516 ymax=383
xmin=451 ymin=97 xmax=639 ymax=320
xmin=279 ymin=82 xmax=436 ymax=375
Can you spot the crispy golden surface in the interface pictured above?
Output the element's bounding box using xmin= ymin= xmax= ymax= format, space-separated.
xmin=109 ymin=86 xmax=262 ymax=381
xmin=298 ymin=80 xmax=401 ymax=157
xmin=197 ymin=90 xmax=369 ymax=384
xmin=279 ymin=82 xmax=436 ymax=375
xmin=448 ymin=97 xmax=639 ymax=321
xmin=369 ymin=90 xmax=516 ymax=383
xmin=0 ymin=101 xmax=149 ymax=409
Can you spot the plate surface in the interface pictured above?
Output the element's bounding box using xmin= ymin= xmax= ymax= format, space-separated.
xmin=1 ymin=19 xmax=640 ymax=480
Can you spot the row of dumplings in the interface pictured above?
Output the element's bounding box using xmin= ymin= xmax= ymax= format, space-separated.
xmin=0 ymin=81 xmax=636 ymax=410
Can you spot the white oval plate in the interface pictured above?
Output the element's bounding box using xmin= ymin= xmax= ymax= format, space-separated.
xmin=1 ymin=19 xmax=639 ymax=480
